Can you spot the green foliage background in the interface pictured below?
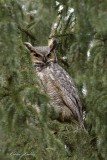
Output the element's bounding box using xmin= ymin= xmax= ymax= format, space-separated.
xmin=0 ymin=0 xmax=107 ymax=159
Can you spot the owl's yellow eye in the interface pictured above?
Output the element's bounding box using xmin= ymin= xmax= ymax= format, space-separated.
xmin=47 ymin=52 xmax=52 ymax=58
xmin=34 ymin=53 xmax=41 ymax=58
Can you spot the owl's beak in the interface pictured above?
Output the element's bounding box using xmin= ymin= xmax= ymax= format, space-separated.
xmin=43 ymin=56 xmax=47 ymax=63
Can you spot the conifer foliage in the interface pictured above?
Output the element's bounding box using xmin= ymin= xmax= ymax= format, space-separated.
xmin=0 ymin=0 xmax=107 ymax=159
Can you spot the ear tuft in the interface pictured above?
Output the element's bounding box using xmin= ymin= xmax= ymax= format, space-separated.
xmin=24 ymin=42 xmax=34 ymax=52
xmin=24 ymin=42 xmax=32 ymax=47
xmin=48 ymin=38 xmax=57 ymax=52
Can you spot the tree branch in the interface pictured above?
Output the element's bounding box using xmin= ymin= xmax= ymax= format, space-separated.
xmin=18 ymin=25 xmax=39 ymax=43
xmin=49 ymin=33 xmax=73 ymax=39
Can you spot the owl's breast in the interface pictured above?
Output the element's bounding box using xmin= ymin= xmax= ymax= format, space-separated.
xmin=37 ymin=67 xmax=62 ymax=106
xmin=36 ymin=67 xmax=72 ymax=121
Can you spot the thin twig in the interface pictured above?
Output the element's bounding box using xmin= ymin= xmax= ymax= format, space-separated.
xmin=18 ymin=25 xmax=39 ymax=43
xmin=49 ymin=33 xmax=73 ymax=39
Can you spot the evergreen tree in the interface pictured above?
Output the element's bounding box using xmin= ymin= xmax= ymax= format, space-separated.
xmin=0 ymin=0 xmax=107 ymax=160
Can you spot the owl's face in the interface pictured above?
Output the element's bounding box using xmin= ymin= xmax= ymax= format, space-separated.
xmin=24 ymin=39 xmax=57 ymax=66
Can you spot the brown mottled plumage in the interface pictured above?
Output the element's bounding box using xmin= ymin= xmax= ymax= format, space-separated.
xmin=24 ymin=39 xmax=84 ymax=127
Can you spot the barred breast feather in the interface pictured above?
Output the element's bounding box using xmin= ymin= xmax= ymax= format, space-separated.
xmin=37 ymin=62 xmax=83 ymax=126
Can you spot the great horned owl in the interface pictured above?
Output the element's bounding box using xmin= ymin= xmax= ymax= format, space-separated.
xmin=24 ymin=39 xmax=84 ymax=127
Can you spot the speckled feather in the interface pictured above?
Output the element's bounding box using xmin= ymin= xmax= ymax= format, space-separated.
xmin=37 ymin=62 xmax=83 ymax=126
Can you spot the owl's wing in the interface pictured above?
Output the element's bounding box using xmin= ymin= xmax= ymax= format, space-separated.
xmin=50 ymin=64 xmax=83 ymax=125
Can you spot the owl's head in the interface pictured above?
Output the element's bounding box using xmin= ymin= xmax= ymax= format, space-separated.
xmin=24 ymin=39 xmax=57 ymax=66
